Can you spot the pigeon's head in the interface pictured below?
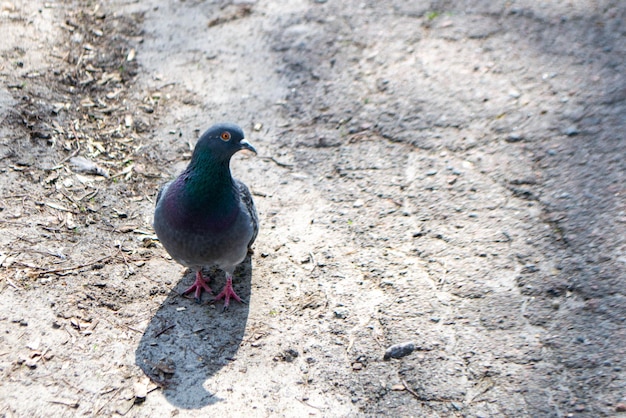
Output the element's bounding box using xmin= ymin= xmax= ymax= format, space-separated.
xmin=192 ymin=122 xmax=257 ymax=163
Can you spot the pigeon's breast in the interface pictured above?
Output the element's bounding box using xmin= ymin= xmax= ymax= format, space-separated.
xmin=154 ymin=191 xmax=252 ymax=271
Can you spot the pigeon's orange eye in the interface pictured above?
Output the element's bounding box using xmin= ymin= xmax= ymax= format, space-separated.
xmin=220 ymin=131 xmax=231 ymax=141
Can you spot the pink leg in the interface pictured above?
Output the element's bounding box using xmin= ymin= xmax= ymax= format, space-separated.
xmin=213 ymin=275 xmax=243 ymax=310
xmin=183 ymin=271 xmax=213 ymax=302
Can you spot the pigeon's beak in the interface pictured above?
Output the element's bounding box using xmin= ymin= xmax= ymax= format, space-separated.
xmin=239 ymin=139 xmax=257 ymax=155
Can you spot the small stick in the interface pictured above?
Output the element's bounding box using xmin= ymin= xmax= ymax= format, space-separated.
xmin=43 ymin=201 xmax=78 ymax=214
xmin=39 ymin=347 xmax=51 ymax=362
xmin=401 ymin=378 xmax=423 ymax=400
xmin=188 ymin=347 xmax=205 ymax=362
xmin=95 ymin=386 xmax=122 ymax=416
xmin=6 ymin=278 xmax=22 ymax=290
xmin=308 ymin=252 xmax=317 ymax=273
xmin=123 ymin=324 xmax=143 ymax=334
xmin=76 ymin=188 xmax=99 ymax=202
xmin=401 ymin=378 xmax=456 ymax=402
xmin=35 ymin=254 xmax=114 ymax=277
xmin=0 ymin=194 xmax=29 ymax=199
xmin=259 ymin=156 xmax=294 ymax=168
xmin=295 ymin=397 xmax=322 ymax=411
xmin=154 ymin=324 xmax=175 ymax=338
xmin=60 ymin=190 xmax=78 ymax=206
xmin=52 ymin=139 xmax=81 ymax=168
xmin=48 ymin=399 xmax=79 ymax=408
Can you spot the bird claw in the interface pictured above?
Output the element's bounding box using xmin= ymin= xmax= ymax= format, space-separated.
xmin=213 ymin=277 xmax=243 ymax=310
xmin=183 ymin=271 xmax=213 ymax=302
xmin=221 ymin=298 xmax=248 ymax=312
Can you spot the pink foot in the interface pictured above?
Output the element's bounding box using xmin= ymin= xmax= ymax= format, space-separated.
xmin=213 ymin=276 xmax=244 ymax=310
xmin=183 ymin=271 xmax=213 ymax=302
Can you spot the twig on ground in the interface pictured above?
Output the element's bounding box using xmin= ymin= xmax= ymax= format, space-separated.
xmin=52 ymin=139 xmax=81 ymax=168
xmin=308 ymin=252 xmax=317 ymax=273
xmin=295 ymin=397 xmax=323 ymax=411
xmin=154 ymin=324 xmax=175 ymax=338
xmin=6 ymin=278 xmax=22 ymax=290
xmin=259 ymin=155 xmax=294 ymax=168
xmin=401 ymin=378 xmax=457 ymax=403
xmin=95 ymin=386 xmax=122 ymax=416
xmin=123 ymin=324 xmax=144 ymax=333
xmin=35 ymin=253 xmax=114 ymax=277
xmin=48 ymin=398 xmax=79 ymax=408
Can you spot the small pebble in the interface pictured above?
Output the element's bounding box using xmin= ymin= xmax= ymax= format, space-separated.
xmin=508 ymin=89 xmax=521 ymax=98
xmin=563 ymin=125 xmax=579 ymax=136
xmin=505 ymin=133 xmax=523 ymax=142
xmin=25 ymin=358 xmax=38 ymax=369
xmin=334 ymin=308 xmax=349 ymax=319
xmin=283 ymin=348 xmax=299 ymax=362
xmin=384 ymin=341 xmax=415 ymax=360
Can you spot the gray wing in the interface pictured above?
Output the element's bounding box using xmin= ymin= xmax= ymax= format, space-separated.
xmin=236 ymin=179 xmax=258 ymax=249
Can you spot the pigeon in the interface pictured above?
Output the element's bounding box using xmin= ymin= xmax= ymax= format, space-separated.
xmin=153 ymin=122 xmax=258 ymax=309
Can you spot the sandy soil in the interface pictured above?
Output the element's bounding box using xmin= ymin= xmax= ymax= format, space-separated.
xmin=1 ymin=0 xmax=625 ymax=417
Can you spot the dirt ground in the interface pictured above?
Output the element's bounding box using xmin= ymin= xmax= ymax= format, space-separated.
xmin=1 ymin=0 xmax=625 ymax=416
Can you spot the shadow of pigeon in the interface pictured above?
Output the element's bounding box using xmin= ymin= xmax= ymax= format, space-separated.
xmin=135 ymin=256 xmax=252 ymax=409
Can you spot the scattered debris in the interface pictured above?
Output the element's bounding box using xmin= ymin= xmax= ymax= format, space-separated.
xmin=274 ymin=348 xmax=299 ymax=362
xmin=207 ymin=4 xmax=252 ymax=27
xmin=133 ymin=377 xmax=150 ymax=403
